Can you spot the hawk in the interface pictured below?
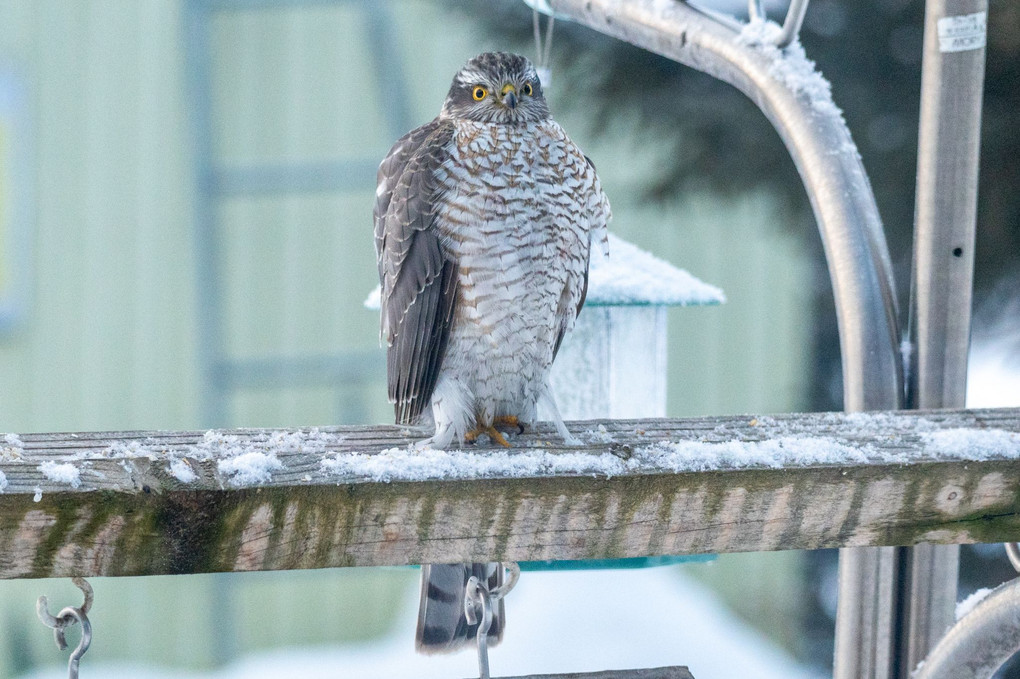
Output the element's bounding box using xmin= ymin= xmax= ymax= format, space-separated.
xmin=373 ymin=52 xmax=611 ymax=654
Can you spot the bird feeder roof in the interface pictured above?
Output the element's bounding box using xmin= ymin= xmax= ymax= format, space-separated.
xmin=585 ymin=234 xmax=724 ymax=307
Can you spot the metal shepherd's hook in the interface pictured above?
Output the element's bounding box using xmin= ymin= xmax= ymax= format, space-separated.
xmin=465 ymin=563 xmax=521 ymax=679
xmin=37 ymin=577 xmax=94 ymax=679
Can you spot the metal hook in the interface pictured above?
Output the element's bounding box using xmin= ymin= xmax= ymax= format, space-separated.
xmin=37 ymin=577 xmax=93 ymax=679
xmin=465 ymin=576 xmax=494 ymax=679
xmin=55 ymin=606 xmax=92 ymax=679
xmin=1006 ymin=543 xmax=1020 ymax=572
xmin=490 ymin=562 xmax=521 ymax=601
xmin=465 ymin=563 xmax=520 ymax=679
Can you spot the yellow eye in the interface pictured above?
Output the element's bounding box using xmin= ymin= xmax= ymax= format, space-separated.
xmin=472 ymin=86 xmax=488 ymax=101
xmin=522 ymin=82 xmax=534 ymax=96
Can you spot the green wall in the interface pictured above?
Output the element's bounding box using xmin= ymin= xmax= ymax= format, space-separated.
xmin=0 ymin=1 xmax=816 ymax=674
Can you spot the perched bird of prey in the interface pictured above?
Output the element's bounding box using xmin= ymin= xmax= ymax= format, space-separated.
xmin=373 ymin=52 xmax=610 ymax=654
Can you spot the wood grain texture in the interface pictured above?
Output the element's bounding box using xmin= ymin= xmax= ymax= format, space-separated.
xmin=0 ymin=408 xmax=1018 ymax=579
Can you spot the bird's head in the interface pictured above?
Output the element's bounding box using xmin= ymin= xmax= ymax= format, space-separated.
xmin=441 ymin=52 xmax=550 ymax=125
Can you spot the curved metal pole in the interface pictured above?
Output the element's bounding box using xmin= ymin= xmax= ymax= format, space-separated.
xmin=913 ymin=578 xmax=1020 ymax=679
xmin=538 ymin=3 xmax=903 ymax=677
xmin=544 ymin=0 xmax=902 ymax=411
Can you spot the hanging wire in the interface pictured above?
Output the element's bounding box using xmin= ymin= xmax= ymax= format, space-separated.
xmin=747 ymin=0 xmax=766 ymax=22
xmin=774 ymin=0 xmax=810 ymax=48
xmin=532 ymin=8 xmax=555 ymax=88
xmin=37 ymin=577 xmax=93 ymax=679
xmin=747 ymin=0 xmax=811 ymax=48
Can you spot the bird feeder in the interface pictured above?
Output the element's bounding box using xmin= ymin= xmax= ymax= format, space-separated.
xmin=548 ymin=234 xmax=724 ymax=421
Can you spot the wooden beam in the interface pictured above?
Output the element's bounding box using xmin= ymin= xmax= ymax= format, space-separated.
xmin=0 ymin=408 xmax=1018 ymax=579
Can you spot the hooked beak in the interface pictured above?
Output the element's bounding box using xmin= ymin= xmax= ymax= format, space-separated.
xmin=500 ymin=83 xmax=518 ymax=110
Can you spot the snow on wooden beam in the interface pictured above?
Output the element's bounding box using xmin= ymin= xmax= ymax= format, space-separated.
xmin=0 ymin=408 xmax=1018 ymax=580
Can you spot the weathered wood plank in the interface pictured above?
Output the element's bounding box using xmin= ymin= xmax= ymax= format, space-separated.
xmin=0 ymin=408 xmax=1018 ymax=579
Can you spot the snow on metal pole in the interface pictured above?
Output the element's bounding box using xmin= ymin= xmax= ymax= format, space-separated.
xmin=913 ymin=576 xmax=1020 ymax=679
xmin=534 ymin=2 xmax=902 ymax=677
xmin=902 ymin=0 xmax=988 ymax=676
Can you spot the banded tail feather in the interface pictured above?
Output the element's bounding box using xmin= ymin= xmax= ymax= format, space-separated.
xmin=415 ymin=563 xmax=505 ymax=654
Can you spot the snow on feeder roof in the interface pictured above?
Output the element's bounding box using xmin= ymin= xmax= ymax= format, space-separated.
xmin=363 ymin=233 xmax=725 ymax=310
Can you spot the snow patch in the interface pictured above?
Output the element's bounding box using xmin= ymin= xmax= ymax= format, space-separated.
xmin=39 ymin=461 xmax=82 ymax=488
xmin=586 ymin=234 xmax=725 ymax=306
xmin=169 ymin=458 xmax=198 ymax=484
xmin=956 ymin=587 xmax=993 ymax=620
xmin=640 ymin=436 xmax=870 ymax=471
xmin=218 ymin=452 xmax=283 ymax=487
xmin=2 ymin=433 xmax=24 ymax=460
xmin=319 ymin=416 xmax=1020 ymax=484
xmin=737 ymin=18 xmax=845 ymax=120
xmin=198 ymin=429 xmax=344 ymax=487
xmin=0 ymin=470 xmax=7 ymax=493
xmin=967 ymin=326 xmax=1020 ymax=408
xmin=921 ymin=428 xmax=1020 ymax=459
xmin=363 ymin=286 xmax=381 ymax=310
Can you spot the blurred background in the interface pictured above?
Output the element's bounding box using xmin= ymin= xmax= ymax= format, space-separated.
xmin=0 ymin=0 xmax=1017 ymax=677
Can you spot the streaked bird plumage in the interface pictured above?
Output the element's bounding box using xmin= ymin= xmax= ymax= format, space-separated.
xmin=373 ymin=52 xmax=610 ymax=654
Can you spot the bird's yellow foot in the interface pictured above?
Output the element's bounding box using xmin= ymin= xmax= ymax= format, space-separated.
xmin=493 ymin=415 xmax=525 ymax=434
xmin=464 ymin=426 xmax=511 ymax=448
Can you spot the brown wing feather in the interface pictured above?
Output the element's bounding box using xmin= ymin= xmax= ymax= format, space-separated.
xmin=374 ymin=120 xmax=458 ymax=425
xmin=551 ymin=153 xmax=600 ymax=362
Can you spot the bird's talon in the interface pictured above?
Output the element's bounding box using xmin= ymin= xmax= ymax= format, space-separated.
xmin=493 ymin=415 xmax=525 ymax=435
xmin=489 ymin=428 xmax=511 ymax=447
xmin=464 ymin=426 xmax=511 ymax=447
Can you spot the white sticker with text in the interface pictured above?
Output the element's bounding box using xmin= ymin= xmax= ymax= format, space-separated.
xmin=937 ymin=11 xmax=987 ymax=53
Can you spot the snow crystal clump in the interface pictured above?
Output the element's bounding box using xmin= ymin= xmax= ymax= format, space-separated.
xmin=956 ymin=587 xmax=993 ymax=620
xmin=33 ymin=487 xmax=42 ymax=502
xmin=737 ymin=18 xmax=843 ymax=120
xmin=218 ymin=452 xmax=283 ymax=486
xmin=2 ymin=433 xmax=24 ymax=460
xmin=169 ymin=458 xmax=198 ymax=484
xmin=39 ymin=461 xmax=81 ymax=488
xmin=363 ymin=286 xmax=381 ymax=310
xmin=0 ymin=470 xmax=7 ymax=493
